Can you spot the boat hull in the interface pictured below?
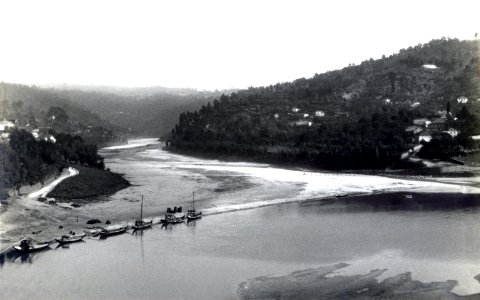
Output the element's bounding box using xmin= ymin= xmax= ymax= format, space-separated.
xmin=55 ymin=234 xmax=86 ymax=244
xmin=132 ymin=221 xmax=153 ymax=230
xmin=13 ymin=242 xmax=51 ymax=253
xmin=160 ymin=215 xmax=185 ymax=224
xmin=99 ymin=227 xmax=127 ymax=238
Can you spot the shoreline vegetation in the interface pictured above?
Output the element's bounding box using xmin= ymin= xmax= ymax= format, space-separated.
xmin=46 ymin=165 xmax=130 ymax=202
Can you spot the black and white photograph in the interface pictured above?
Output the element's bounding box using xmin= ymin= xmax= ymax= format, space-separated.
xmin=1 ymin=0 xmax=480 ymax=299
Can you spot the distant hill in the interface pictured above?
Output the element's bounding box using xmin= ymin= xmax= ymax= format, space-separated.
xmin=0 ymin=82 xmax=125 ymax=146
xmin=167 ymin=38 xmax=480 ymax=169
xmin=0 ymin=82 xmax=235 ymax=140
xmin=42 ymin=85 xmax=235 ymax=138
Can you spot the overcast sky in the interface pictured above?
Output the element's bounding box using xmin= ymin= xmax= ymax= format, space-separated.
xmin=0 ymin=0 xmax=478 ymax=90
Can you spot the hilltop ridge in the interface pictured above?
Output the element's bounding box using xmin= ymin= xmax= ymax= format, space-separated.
xmin=167 ymin=38 xmax=480 ymax=169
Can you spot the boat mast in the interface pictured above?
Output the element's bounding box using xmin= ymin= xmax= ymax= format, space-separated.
xmin=192 ymin=191 xmax=195 ymax=210
xmin=140 ymin=195 xmax=143 ymax=220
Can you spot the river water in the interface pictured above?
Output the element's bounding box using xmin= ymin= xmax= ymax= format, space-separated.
xmin=1 ymin=139 xmax=480 ymax=299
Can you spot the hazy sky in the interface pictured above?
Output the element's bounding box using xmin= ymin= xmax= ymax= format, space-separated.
xmin=0 ymin=0 xmax=478 ymax=90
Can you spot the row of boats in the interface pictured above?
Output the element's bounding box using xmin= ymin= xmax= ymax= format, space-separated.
xmin=11 ymin=193 xmax=202 ymax=253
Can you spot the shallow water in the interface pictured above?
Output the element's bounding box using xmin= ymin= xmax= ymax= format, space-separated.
xmin=1 ymin=139 xmax=480 ymax=299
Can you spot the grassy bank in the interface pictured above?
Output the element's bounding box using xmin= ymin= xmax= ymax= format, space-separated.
xmin=47 ymin=166 xmax=130 ymax=202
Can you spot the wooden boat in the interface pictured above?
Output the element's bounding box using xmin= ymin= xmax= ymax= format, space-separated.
xmin=13 ymin=239 xmax=51 ymax=253
xmin=132 ymin=219 xmax=153 ymax=230
xmin=55 ymin=233 xmax=86 ymax=244
xmin=132 ymin=195 xmax=153 ymax=230
xmin=187 ymin=210 xmax=202 ymax=220
xmin=187 ymin=191 xmax=202 ymax=221
xmin=160 ymin=213 xmax=185 ymax=224
xmin=99 ymin=226 xmax=127 ymax=238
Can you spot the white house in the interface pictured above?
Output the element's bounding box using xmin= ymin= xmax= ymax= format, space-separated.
xmin=290 ymin=120 xmax=312 ymax=127
xmin=443 ymin=128 xmax=459 ymax=138
xmin=314 ymin=111 xmax=325 ymax=117
xmin=31 ymin=129 xmax=40 ymax=139
xmin=410 ymin=102 xmax=421 ymax=108
xmin=303 ymin=113 xmax=309 ymax=118
xmin=292 ymin=107 xmax=300 ymax=113
xmin=418 ymin=130 xmax=433 ymax=143
xmin=44 ymin=135 xmax=56 ymax=143
xmin=405 ymin=125 xmax=423 ymax=135
xmin=274 ymin=113 xmax=279 ymax=119
xmin=422 ymin=64 xmax=438 ymax=69
xmin=457 ymin=96 xmax=468 ymax=104
xmin=413 ymin=118 xmax=431 ymax=127
xmin=0 ymin=120 xmax=16 ymax=131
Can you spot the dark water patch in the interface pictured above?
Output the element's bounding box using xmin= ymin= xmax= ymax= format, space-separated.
xmin=302 ymin=192 xmax=480 ymax=212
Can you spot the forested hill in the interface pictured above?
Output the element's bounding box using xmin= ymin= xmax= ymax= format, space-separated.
xmin=167 ymin=38 xmax=480 ymax=169
xmin=48 ymin=86 xmax=234 ymax=137
xmin=0 ymin=82 xmax=234 ymax=139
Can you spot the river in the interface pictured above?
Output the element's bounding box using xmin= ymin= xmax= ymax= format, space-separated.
xmin=1 ymin=139 xmax=480 ymax=299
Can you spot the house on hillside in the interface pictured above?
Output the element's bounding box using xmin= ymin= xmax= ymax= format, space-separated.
xmin=303 ymin=113 xmax=309 ymax=118
xmin=443 ymin=128 xmax=459 ymax=138
xmin=405 ymin=125 xmax=424 ymax=135
xmin=413 ymin=118 xmax=431 ymax=128
xmin=44 ymin=135 xmax=56 ymax=143
xmin=274 ymin=113 xmax=279 ymax=119
xmin=291 ymin=107 xmax=300 ymax=113
xmin=436 ymin=110 xmax=450 ymax=118
xmin=0 ymin=119 xmax=16 ymax=132
xmin=290 ymin=120 xmax=312 ymax=127
xmin=31 ymin=128 xmax=40 ymax=139
xmin=417 ymin=130 xmax=433 ymax=143
xmin=430 ymin=118 xmax=447 ymax=131
xmin=314 ymin=111 xmax=325 ymax=117
xmin=457 ymin=96 xmax=468 ymax=104
xmin=410 ymin=102 xmax=421 ymax=108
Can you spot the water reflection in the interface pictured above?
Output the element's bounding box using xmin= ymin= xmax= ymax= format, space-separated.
xmin=132 ymin=229 xmax=145 ymax=264
xmin=187 ymin=219 xmax=198 ymax=228
xmin=55 ymin=240 xmax=86 ymax=250
xmin=0 ymin=247 xmax=50 ymax=266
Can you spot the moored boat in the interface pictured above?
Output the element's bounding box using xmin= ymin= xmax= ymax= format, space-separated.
xmin=13 ymin=239 xmax=52 ymax=253
xmin=55 ymin=233 xmax=86 ymax=244
xmin=132 ymin=195 xmax=153 ymax=230
xmin=187 ymin=210 xmax=202 ymax=220
xmin=187 ymin=190 xmax=202 ymax=221
xmin=160 ymin=213 xmax=185 ymax=224
xmin=132 ymin=219 xmax=153 ymax=230
xmin=99 ymin=226 xmax=128 ymax=238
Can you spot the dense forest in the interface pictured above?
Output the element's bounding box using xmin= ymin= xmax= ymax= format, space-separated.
xmin=0 ymin=129 xmax=104 ymax=196
xmin=167 ymin=38 xmax=480 ymax=169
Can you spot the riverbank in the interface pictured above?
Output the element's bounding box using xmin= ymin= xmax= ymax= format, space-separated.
xmin=46 ymin=166 xmax=130 ymax=203
xmin=165 ymin=146 xmax=480 ymax=180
